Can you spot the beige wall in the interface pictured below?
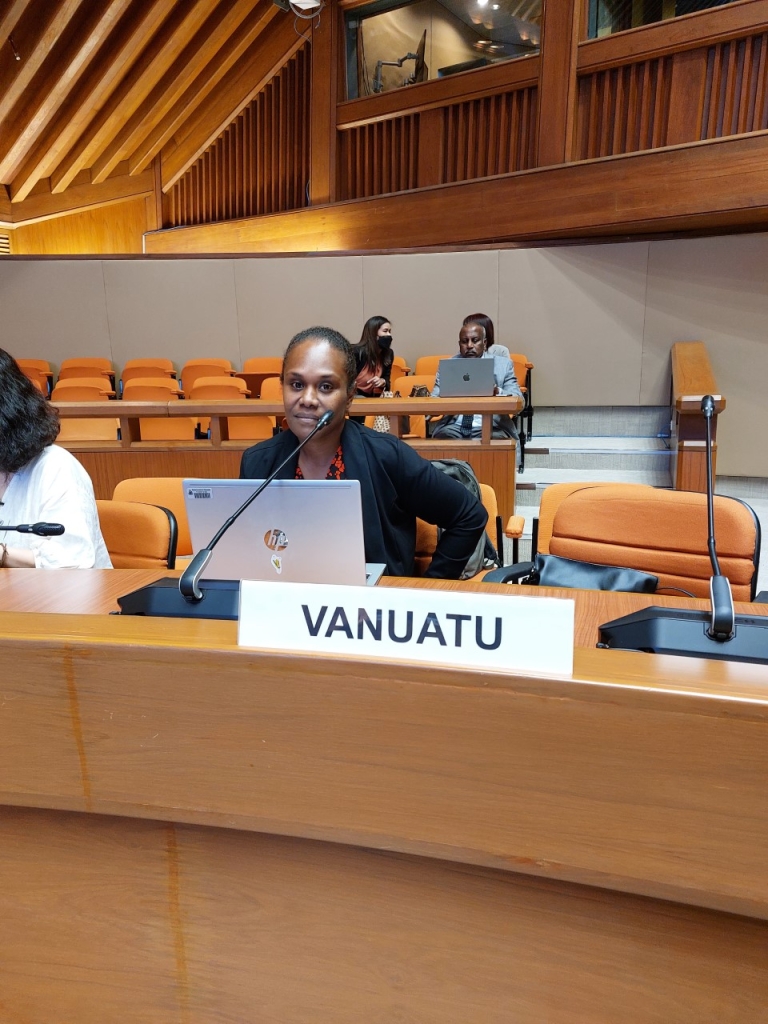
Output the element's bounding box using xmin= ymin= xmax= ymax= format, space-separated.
xmin=1 ymin=232 xmax=766 ymax=476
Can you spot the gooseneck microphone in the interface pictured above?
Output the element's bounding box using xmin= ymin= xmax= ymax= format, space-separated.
xmin=0 ymin=522 xmax=65 ymax=536
xmin=179 ymin=409 xmax=334 ymax=601
xmin=598 ymin=394 xmax=768 ymax=664
xmin=702 ymin=394 xmax=734 ymax=640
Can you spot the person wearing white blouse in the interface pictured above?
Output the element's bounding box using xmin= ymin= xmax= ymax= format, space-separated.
xmin=0 ymin=349 xmax=111 ymax=569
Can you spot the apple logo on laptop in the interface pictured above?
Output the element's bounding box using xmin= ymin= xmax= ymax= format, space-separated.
xmin=462 ymin=372 xmax=470 ymax=381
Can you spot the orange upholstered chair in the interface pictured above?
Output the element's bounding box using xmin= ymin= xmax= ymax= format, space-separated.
xmin=392 ymin=355 xmax=410 ymax=376
xmin=242 ymin=356 xmax=283 ymax=374
xmin=414 ymin=483 xmax=501 ymax=579
xmin=52 ymin=376 xmax=115 ymax=397
xmin=490 ymin=483 xmax=760 ymax=600
xmin=96 ymin=500 xmax=178 ymax=569
xmin=121 ymin=380 xmax=194 ymax=440
xmin=113 ymin=478 xmax=192 ymax=557
xmin=414 ymin=355 xmax=451 ymax=377
xmin=391 ymin=372 xmax=436 ymax=395
xmin=180 ymin=363 xmax=232 ymax=394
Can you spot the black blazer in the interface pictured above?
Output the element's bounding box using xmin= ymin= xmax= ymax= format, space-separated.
xmin=239 ymin=420 xmax=487 ymax=579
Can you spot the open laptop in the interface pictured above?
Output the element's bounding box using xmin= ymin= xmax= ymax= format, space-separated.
xmin=183 ymin=479 xmax=385 ymax=587
xmin=438 ymin=358 xmax=495 ymax=397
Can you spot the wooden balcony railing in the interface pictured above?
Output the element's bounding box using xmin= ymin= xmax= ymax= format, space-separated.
xmin=670 ymin=341 xmax=725 ymax=492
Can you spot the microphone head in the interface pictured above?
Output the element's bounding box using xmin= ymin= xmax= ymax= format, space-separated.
xmin=701 ymin=395 xmax=715 ymax=418
xmin=316 ymin=410 xmax=333 ymax=429
xmin=34 ymin=522 xmax=65 ymax=536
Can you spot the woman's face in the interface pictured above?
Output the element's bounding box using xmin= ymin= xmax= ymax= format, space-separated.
xmin=282 ymin=339 xmax=353 ymax=442
xmin=376 ymin=322 xmax=392 ymax=347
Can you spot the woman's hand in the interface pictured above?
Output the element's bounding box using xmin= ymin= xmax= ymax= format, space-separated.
xmin=368 ymin=376 xmax=386 ymax=390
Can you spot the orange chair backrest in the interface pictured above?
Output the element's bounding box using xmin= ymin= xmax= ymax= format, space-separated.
xmin=189 ymin=375 xmax=249 ymax=395
xmin=259 ymin=376 xmax=283 ymax=401
xmin=190 ymin=384 xmax=248 ymax=401
xmin=122 ymin=383 xmax=181 ymax=401
xmin=182 ymin=358 xmax=233 ymax=370
xmin=414 ymin=481 xmax=497 ymax=577
xmin=548 ymin=484 xmax=760 ymax=601
xmin=58 ymin=365 xmax=113 ymax=381
xmin=226 ymin=415 xmax=275 ymax=441
xmin=113 ymin=478 xmax=191 ymax=556
xmin=51 ymin=384 xmax=109 ymax=401
xmin=57 ymin=418 xmax=119 ymax=441
xmin=392 ymin=355 xmax=410 ymax=374
xmin=181 ymin=364 xmax=231 ymax=393
xmin=123 ymin=358 xmax=175 ymax=372
xmin=17 ymin=358 xmax=52 ymax=373
xmin=21 ymin=367 xmax=48 ymax=392
xmin=96 ymin=499 xmax=177 ymax=569
xmin=242 ymin=356 xmax=283 ymax=374
xmin=121 ymin=366 xmax=177 ymax=386
xmin=53 ymin=376 xmax=114 ymax=395
xmin=414 ymin=355 xmax=451 ymax=377
xmin=392 ymin=372 xmax=436 ymax=395
xmin=123 ymin=376 xmax=181 ymax=394
xmin=60 ymin=357 xmax=113 ymax=372
xmin=508 ymin=354 xmax=532 ymax=390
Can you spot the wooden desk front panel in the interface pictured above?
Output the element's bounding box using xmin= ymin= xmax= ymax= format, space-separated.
xmin=1 ymin=602 xmax=767 ymax=919
xmin=1 ymin=805 xmax=765 ymax=1024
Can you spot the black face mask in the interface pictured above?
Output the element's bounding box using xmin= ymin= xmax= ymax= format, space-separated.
xmin=378 ymin=335 xmax=392 ymax=349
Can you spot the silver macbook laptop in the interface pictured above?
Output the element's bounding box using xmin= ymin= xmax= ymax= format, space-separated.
xmin=183 ymin=479 xmax=385 ymax=586
xmin=438 ymin=358 xmax=495 ymax=397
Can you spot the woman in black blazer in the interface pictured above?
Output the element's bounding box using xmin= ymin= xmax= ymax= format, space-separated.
xmin=240 ymin=326 xmax=486 ymax=579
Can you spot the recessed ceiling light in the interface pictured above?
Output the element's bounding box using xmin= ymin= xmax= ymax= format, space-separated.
xmin=477 ymin=0 xmax=489 ymax=6
xmin=492 ymin=3 xmax=499 ymax=8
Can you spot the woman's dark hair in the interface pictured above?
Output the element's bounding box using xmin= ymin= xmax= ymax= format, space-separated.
xmin=282 ymin=327 xmax=358 ymax=393
xmin=353 ymin=315 xmax=394 ymax=374
xmin=0 ymin=349 xmax=60 ymax=474
xmin=463 ymin=313 xmax=494 ymax=348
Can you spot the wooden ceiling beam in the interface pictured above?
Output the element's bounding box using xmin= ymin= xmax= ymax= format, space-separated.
xmin=0 ymin=0 xmax=34 ymax=44
xmin=49 ymin=0 xmax=226 ymax=196
xmin=0 ymin=0 xmax=135 ymax=186
xmin=0 ymin=0 xmax=86 ymax=129
xmin=9 ymin=168 xmax=153 ymax=226
xmin=160 ymin=13 xmax=303 ymax=191
xmin=9 ymin=0 xmax=176 ymax=204
xmin=127 ymin=0 xmax=277 ymax=177
xmin=90 ymin=0 xmax=267 ymax=185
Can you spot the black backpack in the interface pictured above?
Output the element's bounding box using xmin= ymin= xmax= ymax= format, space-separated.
xmin=429 ymin=459 xmax=499 ymax=579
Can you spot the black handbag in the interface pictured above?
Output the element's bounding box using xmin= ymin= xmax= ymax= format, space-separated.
xmin=528 ymin=553 xmax=658 ymax=593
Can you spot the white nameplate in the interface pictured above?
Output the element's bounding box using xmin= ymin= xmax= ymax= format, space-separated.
xmin=238 ymin=581 xmax=574 ymax=677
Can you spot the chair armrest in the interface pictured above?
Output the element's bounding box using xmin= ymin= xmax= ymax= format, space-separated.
xmin=482 ymin=561 xmax=535 ymax=584
xmin=504 ymin=515 xmax=525 ymax=538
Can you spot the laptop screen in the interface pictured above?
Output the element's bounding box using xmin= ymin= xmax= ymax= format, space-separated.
xmin=183 ymin=479 xmax=372 ymax=586
xmin=438 ymin=358 xmax=495 ymax=397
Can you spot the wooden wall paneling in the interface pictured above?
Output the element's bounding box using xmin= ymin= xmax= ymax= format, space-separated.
xmin=48 ymin=0 xmax=216 ymax=195
xmin=10 ymin=196 xmax=149 ymax=254
xmin=535 ymin=0 xmax=581 ymax=166
xmin=127 ymin=0 xmax=278 ymax=177
xmin=165 ymin=46 xmax=310 ymax=227
xmin=309 ymin=3 xmax=337 ymax=205
xmin=663 ymin=47 xmax=708 ymax=145
xmin=10 ymin=168 xmax=153 ymax=227
xmin=143 ymin=132 xmax=768 ymax=252
xmin=576 ymin=0 xmax=768 ymax=71
xmin=9 ymin=0 xmax=176 ymax=204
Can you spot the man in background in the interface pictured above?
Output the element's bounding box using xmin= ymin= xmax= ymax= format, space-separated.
xmin=430 ymin=321 xmax=522 ymax=440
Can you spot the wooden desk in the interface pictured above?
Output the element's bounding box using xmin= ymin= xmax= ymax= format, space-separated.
xmin=54 ymin=396 xmax=523 ymax=446
xmin=0 ymin=571 xmax=766 ymax=1022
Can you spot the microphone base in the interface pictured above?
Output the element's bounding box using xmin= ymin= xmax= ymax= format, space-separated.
xmin=598 ymin=607 xmax=768 ymax=664
xmin=117 ymin=577 xmax=239 ymax=620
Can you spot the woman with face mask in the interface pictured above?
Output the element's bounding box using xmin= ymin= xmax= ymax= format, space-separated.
xmin=351 ymin=316 xmax=394 ymax=398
